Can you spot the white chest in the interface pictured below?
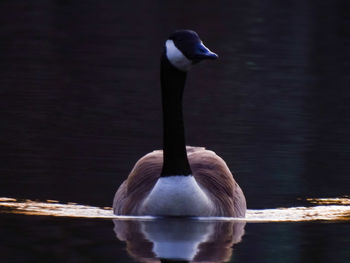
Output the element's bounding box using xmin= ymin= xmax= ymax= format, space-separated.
xmin=140 ymin=175 xmax=215 ymax=216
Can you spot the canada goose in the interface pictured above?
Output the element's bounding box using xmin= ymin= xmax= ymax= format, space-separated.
xmin=113 ymin=30 xmax=246 ymax=217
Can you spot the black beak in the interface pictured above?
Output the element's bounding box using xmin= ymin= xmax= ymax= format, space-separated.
xmin=192 ymin=42 xmax=218 ymax=61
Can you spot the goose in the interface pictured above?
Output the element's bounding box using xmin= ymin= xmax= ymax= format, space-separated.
xmin=113 ymin=30 xmax=246 ymax=217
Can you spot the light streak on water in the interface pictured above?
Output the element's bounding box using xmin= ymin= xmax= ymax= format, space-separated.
xmin=0 ymin=197 xmax=115 ymax=219
xmin=0 ymin=197 xmax=349 ymax=222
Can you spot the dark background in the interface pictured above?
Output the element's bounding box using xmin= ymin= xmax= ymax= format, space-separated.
xmin=1 ymin=0 xmax=349 ymax=209
xmin=1 ymin=1 xmax=350 ymax=263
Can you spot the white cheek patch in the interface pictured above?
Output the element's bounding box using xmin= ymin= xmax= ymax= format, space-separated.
xmin=165 ymin=40 xmax=192 ymax=71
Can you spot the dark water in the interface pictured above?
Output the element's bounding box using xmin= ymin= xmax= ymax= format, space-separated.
xmin=1 ymin=0 xmax=350 ymax=262
xmin=1 ymin=211 xmax=350 ymax=263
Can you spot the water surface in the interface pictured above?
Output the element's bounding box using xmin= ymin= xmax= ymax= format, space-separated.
xmin=1 ymin=197 xmax=350 ymax=262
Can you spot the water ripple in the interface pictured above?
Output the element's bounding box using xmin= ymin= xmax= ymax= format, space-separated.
xmin=0 ymin=197 xmax=349 ymax=222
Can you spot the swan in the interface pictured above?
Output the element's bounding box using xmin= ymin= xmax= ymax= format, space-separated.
xmin=113 ymin=30 xmax=246 ymax=217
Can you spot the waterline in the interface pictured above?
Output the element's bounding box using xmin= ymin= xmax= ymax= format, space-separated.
xmin=0 ymin=197 xmax=349 ymax=222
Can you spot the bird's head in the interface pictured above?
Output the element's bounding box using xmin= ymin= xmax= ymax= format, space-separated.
xmin=164 ymin=30 xmax=218 ymax=71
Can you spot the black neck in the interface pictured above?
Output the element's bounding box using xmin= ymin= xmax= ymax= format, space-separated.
xmin=160 ymin=54 xmax=192 ymax=177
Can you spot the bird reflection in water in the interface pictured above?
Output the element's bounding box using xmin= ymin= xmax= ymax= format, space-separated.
xmin=113 ymin=218 xmax=246 ymax=263
xmin=1 ymin=197 xmax=350 ymax=262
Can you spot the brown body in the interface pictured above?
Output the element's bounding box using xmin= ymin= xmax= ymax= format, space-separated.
xmin=113 ymin=146 xmax=246 ymax=217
